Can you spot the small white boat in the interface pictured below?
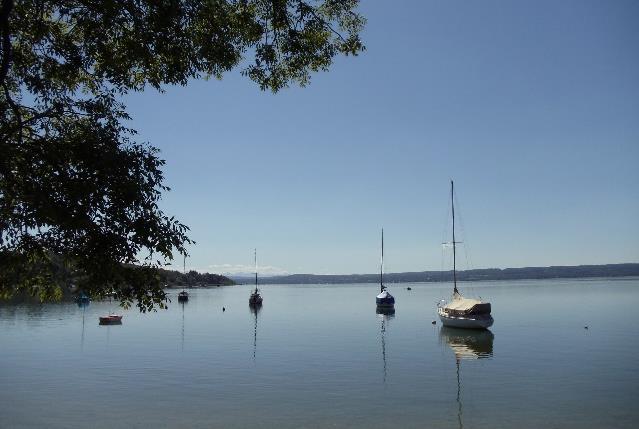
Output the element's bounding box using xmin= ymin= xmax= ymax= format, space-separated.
xmin=437 ymin=181 xmax=493 ymax=329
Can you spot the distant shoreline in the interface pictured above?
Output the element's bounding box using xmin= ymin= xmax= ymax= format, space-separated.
xmin=231 ymin=263 xmax=639 ymax=285
xmin=165 ymin=283 xmax=232 ymax=289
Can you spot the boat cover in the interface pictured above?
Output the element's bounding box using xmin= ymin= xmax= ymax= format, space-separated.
xmin=377 ymin=290 xmax=393 ymax=299
xmin=443 ymin=293 xmax=491 ymax=315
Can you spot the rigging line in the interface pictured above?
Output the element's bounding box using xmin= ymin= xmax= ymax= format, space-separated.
xmin=453 ymin=190 xmax=474 ymax=271
xmin=453 ymin=186 xmax=477 ymax=298
xmin=380 ymin=228 xmax=384 ymax=292
xmin=254 ymin=248 xmax=258 ymax=293
xmin=440 ymin=184 xmax=451 ymax=284
xmin=452 ymin=180 xmax=458 ymax=295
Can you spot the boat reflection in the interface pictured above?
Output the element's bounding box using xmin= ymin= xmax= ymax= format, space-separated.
xmin=439 ymin=327 xmax=494 ymax=429
xmin=439 ymin=327 xmax=494 ymax=360
xmin=376 ymin=307 xmax=395 ymax=384
xmin=250 ymin=305 xmax=261 ymax=361
xmin=78 ymin=300 xmax=88 ymax=351
xmin=180 ymin=300 xmax=186 ymax=352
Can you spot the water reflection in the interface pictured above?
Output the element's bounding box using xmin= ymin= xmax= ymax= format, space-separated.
xmin=376 ymin=307 xmax=395 ymax=384
xmin=180 ymin=301 xmax=186 ymax=352
xmin=439 ymin=328 xmax=494 ymax=429
xmin=439 ymin=327 xmax=494 ymax=361
xmin=78 ymin=301 xmax=89 ymax=351
xmin=250 ymin=305 xmax=261 ymax=361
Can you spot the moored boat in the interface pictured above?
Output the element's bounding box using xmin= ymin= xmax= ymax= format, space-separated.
xmin=376 ymin=229 xmax=395 ymax=309
xmin=75 ymin=292 xmax=90 ymax=305
xmin=178 ymin=256 xmax=189 ymax=302
xmin=249 ymin=249 xmax=263 ymax=307
xmin=437 ymin=300 xmax=493 ymax=329
xmin=249 ymin=291 xmax=263 ymax=306
xmin=437 ymin=181 xmax=493 ymax=329
xmin=177 ymin=290 xmax=189 ymax=302
xmin=99 ymin=313 xmax=123 ymax=325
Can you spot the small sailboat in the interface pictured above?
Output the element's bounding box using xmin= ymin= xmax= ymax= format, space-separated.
xmin=75 ymin=291 xmax=90 ymax=305
xmin=178 ymin=255 xmax=189 ymax=302
xmin=376 ymin=229 xmax=395 ymax=309
xmin=437 ymin=181 xmax=493 ymax=329
xmin=249 ymin=249 xmax=263 ymax=307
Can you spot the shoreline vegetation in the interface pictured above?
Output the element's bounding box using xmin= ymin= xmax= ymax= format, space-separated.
xmin=231 ymin=263 xmax=639 ymax=285
xmin=158 ymin=268 xmax=235 ymax=289
xmin=0 ymin=267 xmax=235 ymax=305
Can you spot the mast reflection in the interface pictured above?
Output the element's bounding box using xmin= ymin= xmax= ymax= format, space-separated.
xmin=180 ymin=300 xmax=186 ymax=352
xmin=439 ymin=327 xmax=494 ymax=429
xmin=376 ymin=307 xmax=395 ymax=384
xmin=250 ymin=305 xmax=261 ymax=361
xmin=78 ymin=300 xmax=88 ymax=351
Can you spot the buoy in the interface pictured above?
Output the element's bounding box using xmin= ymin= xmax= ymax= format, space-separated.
xmin=222 ymin=307 xmax=226 ymax=312
xmin=584 ymin=326 xmax=588 ymax=329
xmin=407 ymin=287 xmax=412 ymax=290
xmin=432 ymin=321 xmax=436 ymax=325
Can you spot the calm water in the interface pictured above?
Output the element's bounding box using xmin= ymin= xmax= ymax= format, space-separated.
xmin=1 ymin=278 xmax=638 ymax=428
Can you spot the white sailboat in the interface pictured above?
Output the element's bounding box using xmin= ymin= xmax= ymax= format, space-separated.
xmin=178 ymin=255 xmax=189 ymax=302
xmin=375 ymin=229 xmax=395 ymax=309
xmin=249 ymin=249 xmax=263 ymax=307
xmin=437 ymin=181 xmax=494 ymax=329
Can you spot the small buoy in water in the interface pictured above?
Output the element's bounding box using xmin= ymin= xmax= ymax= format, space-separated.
xmin=407 ymin=287 xmax=412 ymax=290
xmin=584 ymin=326 xmax=588 ymax=329
xmin=222 ymin=307 xmax=226 ymax=312
xmin=432 ymin=320 xmax=436 ymax=325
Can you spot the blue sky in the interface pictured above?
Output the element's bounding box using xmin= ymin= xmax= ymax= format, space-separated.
xmin=125 ymin=0 xmax=639 ymax=275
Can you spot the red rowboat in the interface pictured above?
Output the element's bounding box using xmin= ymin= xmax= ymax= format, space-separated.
xmin=99 ymin=313 xmax=123 ymax=324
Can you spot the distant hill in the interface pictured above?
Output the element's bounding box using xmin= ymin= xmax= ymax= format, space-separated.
xmin=231 ymin=263 xmax=639 ymax=285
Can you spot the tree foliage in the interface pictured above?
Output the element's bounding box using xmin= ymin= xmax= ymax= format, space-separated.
xmin=0 ymin=0 xmax=365 ymax=311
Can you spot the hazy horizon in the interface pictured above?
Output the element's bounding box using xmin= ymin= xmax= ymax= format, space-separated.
xmin=197 ymin=261 xmax=639 ymax=278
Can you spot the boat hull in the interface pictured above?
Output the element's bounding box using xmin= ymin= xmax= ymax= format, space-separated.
xmin=99 ymin=315 xmax=123 ymax=325
xmin=376 ymin=291 xmax=395 ymax=308
xmin=375 ymin=298 xmax=395 ymax=308
xmin=249 ymin=295 xmax=263 ymax=306
xmin=438 ymin=309 xmax=493 ymax=329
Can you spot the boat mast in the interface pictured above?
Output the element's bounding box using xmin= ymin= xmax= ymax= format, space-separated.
xmin=254 ymin=248 xmax=258 ymax=294
xmin=451 ymin=180 xmax=458 ymax=295
xmin=380 ymin=228 xmax=385 ymax=293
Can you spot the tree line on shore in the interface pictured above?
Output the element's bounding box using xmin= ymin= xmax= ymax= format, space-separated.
xmin=233 ymin=263 xmax=639 ymax=285
xmin=159 ymin=268 xmax=234 ymax=288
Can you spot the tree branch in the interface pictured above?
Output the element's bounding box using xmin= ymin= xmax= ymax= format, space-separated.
xmin=0 ymin=0 xmax=13 ymax=87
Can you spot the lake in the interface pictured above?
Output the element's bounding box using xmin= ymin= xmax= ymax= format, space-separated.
xmin=1 ymin=278 xmax=638 ymax=428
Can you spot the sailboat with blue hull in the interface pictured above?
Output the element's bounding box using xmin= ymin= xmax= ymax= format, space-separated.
xmin=376 ymin=229 xmax=395 ymax=309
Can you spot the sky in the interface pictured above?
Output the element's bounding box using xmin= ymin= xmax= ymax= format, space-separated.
xmin=124 ymin=0 xmax=639 ymax=276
